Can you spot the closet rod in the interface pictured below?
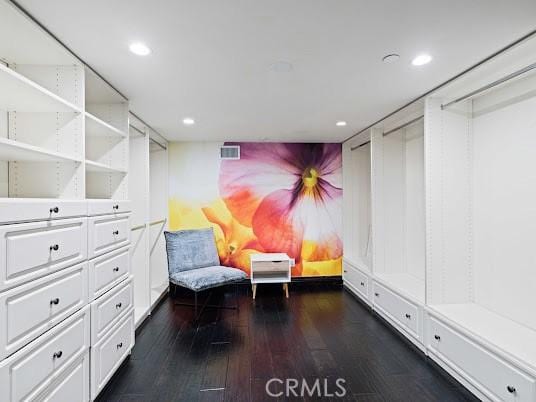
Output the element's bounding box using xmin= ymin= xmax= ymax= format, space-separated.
xmin=383 ymin=115 xmax=424 ymax=136
xmin=130 ymin=111 xmax=168 ymax=143
xmin=150 ymin=219 xmax=167 ymax=226
xmin=129 ymin=124 xmax=145 ymax=136
xmin=131 ymin=224 xmax=145 ymax=231
xmin=441 ymin=61 xmax=536 ymax=109
xmin=150 ymin=137 xmax=167 ymax=151
xmin=350 ymin=141 xmax=370 ymax=151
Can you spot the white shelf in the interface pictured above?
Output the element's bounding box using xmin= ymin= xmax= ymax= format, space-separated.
xmin=343 ymin=256 xmax=372 ymax=273
xmin=0 ymin=63 xmax=81 ymax=113
xmin=85 ymin=160 xmax=127 ymax=174
xmin=0 ymin=138 xmax=82 ymax=163
xmin=85 ymin=112 xmax=127 ymax=138
xmin=375 ymin=272 xmax=425 ymax=303
xmin=429 ymin=303 xmax=536 ymax=373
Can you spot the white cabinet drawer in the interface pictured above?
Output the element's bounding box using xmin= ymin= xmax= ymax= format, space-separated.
xmin=343 ymin=261 xmax=369 ymax=300
xmin=0 ymin=199 xmax=87 ymax=225
xmin=0 ymin=262 xmax=89 ymax=360
xmin=88 ymin=246 xmax=130 ymax=300
xmin=90 ymin=310 xmax=134 ymax=400
xmin=87 ymin=200 xmax=131 ymax=216
xmin=88 ymin=213 xmax=130 ymax=259
xmin=372 ymin=281 xmax=419 ymax=338
xmin=38 ymin=354 xmax=89 ymax=402
xmin=91 ymin=278 xmax=133 ymax=344
xmin=0 ymin=218 xmax=88 ymax=291
xmin=428 ymin=316 xmax=536 ymax=402
xmin=0 ymin=306 xmax=90 ymax=402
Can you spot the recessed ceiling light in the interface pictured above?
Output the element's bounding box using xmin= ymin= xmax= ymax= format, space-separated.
xmin=182 ymin=118 xmax=195 ymax=126
xmin=270 ymin=61 xmax=293 ymax=73
xmin=412 ymin=53 xmax=432 ymax=66
xmin=129 ymin=42 xmax=151 ymax=56
xmin=336 ymin=121 xmax=347 ymax=127
xmin=382 ymin=53 xmax=400 ymax=64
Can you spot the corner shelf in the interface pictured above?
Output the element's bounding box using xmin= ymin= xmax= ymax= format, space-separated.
xmin=0 ymin=138 xmax=82 ymax=163
xmin=85 ymin=112 xmax=127 ymax=138
xmin=85 ymin=160 xmax=127 ymax=174
xmin=0 ymin=63 xmax=81 ymax=113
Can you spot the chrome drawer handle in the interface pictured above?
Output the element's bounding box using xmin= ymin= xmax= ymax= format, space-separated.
xmin=113 ymin=230 xmax=119 ymax=235
xmin=434 ymin=334 xmax=441 ymax=341
xmin=507 ymin=385 xmax=516 ymax=394
xmin=343 ymin=270 xmax=347 ymax=273
xmin=50 ymin=244 xmax=59 ymax=251
xmin=116 ymin=302 xmax=122 ymax=309
xmin=360 ymin=282 xmax=365 ymax=286
xmin=113 ymin=204 xmax=119 ymax=210
xmin=113 ymin=267 xmax=120 ymax=272
xmin=53 ymin=350 xmax=63 ymax=359
xmin=117 ymin=342 xmax=123 ymax=349
xmin=49 ymin=206 xmax=59 ymax=214
xmin=405 ymin=313 xmax=411 ymax=319
xmin=50 ymin=298 xmax=60 ymax=305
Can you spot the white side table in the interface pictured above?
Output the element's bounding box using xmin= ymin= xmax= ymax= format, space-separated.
xmin=250 ymin=253 xmax=291 ymax=299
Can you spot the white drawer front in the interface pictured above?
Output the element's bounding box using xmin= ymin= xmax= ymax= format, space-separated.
xmin=343 ymin=262 xmax=369 ymax=299
xmin=428 ymin=317 xmax=536 ymax=402
xmin=91 ymin=279 xmax=133 ymax=344
xmin=0 ymin=218 xmax=87 ymax=291
xmin=88 ymin=246 xmax=130 ymax=300
xmin=0 ymin=262 xmax=89 ymax=360
xmin=0 ymin=200 xmax=87 ymax=225
xmin=88 ymin=214 xmax=130 ymax=259
xmin=87 ymin=200 xmax=131 ymax=216
xmin=372 ymin=282 xmax=420 ymax=338
xmin=0 ymin=306 xmax=90 ymax=402
xmin=39 ymin=354 xmax=89 ymax=402
xmin=91 ymin=311 xmax=134 ymax=399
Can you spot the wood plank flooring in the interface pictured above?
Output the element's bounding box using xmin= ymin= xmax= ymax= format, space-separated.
xmin=96 ymin=283 xmax=479 ymax=402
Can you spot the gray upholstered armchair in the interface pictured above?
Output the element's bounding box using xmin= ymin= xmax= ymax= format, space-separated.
xmin=164 ymin=227 xmax=246 ymax=318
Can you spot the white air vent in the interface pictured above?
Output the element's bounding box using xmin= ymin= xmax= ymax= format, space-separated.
xmin=220 ymin=145 xmax=240 ymax=160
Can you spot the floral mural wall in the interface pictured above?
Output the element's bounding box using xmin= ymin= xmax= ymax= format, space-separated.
xmin=168 ymin=142 xmax=343 ymax=277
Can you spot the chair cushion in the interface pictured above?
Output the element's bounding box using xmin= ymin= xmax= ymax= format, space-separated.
xmin=164 ymin=228 xmax=220 ymax=274
xmin=169 ymin=265 xmax=246 ymax=292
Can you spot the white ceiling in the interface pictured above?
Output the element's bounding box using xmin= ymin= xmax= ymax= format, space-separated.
xmin=17 ymin=0 xmax=536 ymax=142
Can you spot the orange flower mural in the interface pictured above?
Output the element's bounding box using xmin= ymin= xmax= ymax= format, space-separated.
xmin=168 ymin=142 xmax=342 ymax=277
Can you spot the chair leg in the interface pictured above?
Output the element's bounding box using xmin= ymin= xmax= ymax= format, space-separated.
xmin=235 ymin=283 xmax=240 ymax=311
xmin=194 ymin=291 xmax=198 ymax=318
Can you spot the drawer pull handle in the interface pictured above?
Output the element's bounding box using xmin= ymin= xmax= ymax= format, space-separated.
xmin=360 ymin=282 xmax=365 ymax=286
xmin=53 ymin=351 xmax=63 ymax=359
xmin=116 ymin=302 xmax=122 ymax=309
xmin=343 ymin=270 xmax=347 ymax=273
xmin=117 ymin=342 xmax=123 ymax=349
xmin=374 ymin=292 xmax=379 ymax=297
xmin=434 ymin=334 xmax=441 ymax=341
xmin=50 ymin=298 xmax=60 ymax=305
xmin=113 ymin=205 xmax=119 ymax=210
xmin=405 ymin=313 xmax=411 ymax=319
xmin=507 ymin=385 xmax=516 ymax=394
xmin=113 ymin=267 xmax=120 ymax=272
xmin=50 ymin=244 xmax=59 ymax=251
xmin=49 ymin=206 xmax=59 ymax=214
xmin=113 ymin=230 xmax=119 ymax=235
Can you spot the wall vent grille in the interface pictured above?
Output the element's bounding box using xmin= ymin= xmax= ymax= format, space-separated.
xmin=220 ymin=145 xmax=240 ymax=160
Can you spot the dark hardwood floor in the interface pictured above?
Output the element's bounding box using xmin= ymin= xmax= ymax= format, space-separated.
xmin=96 ymin=283 xmax=479 ymax=402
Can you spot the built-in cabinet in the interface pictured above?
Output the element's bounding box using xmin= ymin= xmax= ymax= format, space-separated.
xmin=0 ymin=2 xmax=135 ymax=400
xmin=129 ymin=115 xmax=169 ymax=328
xmin=344 ymin=34 xmax=536 ymax=401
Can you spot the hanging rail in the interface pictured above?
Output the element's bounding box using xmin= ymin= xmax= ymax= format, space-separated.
xmin=441 ymin=61 xmax=536 ymax=109
xmin=150 ymin=137 xmax=167 ymax=151
xmin=150 ymin=219 xmax=167 ymax=226
xmin=383 ymin=115 xmax=424 ymax=137
xmin=131 ymin=224 xmax=145 ymax=231
xmin=350 ymin=141 xmax=370 ymax=151
xmin=342 ymin=29 xmax=536 ymax=144
xmin=129 ymin=124 xmax=145 ymax=136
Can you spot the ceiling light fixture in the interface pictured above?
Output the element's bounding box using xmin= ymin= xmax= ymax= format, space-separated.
xmin=382 ymin=53 xmax=400 ymax=64
xmin=412 ymin=53 xmax=432 ymax=66
xmin=182 ymin=118 xmax=195 ymax=126
xmin=129 ymin=42 xmax=151 ymax=56
xmin=336 ymin=121 xmax=347 ymax=127
xmin=270 ymin=61 xmax=293 ymax=73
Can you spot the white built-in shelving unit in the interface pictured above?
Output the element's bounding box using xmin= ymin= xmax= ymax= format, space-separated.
xmin=343 ymin=32 xmax=536 ymax=402
xmin=129 ymin=114 xmax=169 ymax=328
